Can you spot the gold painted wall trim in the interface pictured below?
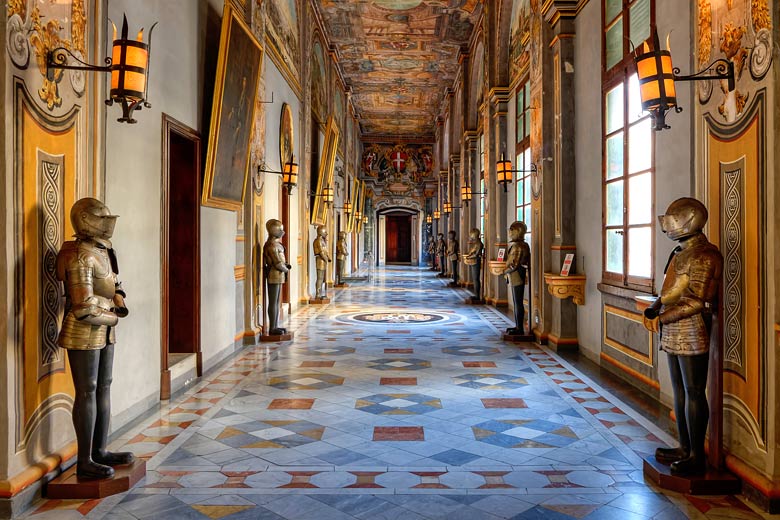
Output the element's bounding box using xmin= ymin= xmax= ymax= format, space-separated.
xmin=601 ymin=352 xmax=660 ymax=390
xmin=602 ymin=304 xmax=654 ymax=367
xmin=0 ymin=442 xmax=77 ymax=498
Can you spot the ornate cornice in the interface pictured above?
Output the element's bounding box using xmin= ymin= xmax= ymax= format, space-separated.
xmin=540 ymin=0 xmax=589 ymax=26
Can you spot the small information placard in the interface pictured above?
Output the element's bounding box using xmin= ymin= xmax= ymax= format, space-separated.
xmin=497 ymin=248 xmax=506 ymax=261
xmin=560 ymin=253 xmax=575 ymax=276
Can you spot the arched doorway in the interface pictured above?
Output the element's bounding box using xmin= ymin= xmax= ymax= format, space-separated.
xmin=385 ymin=212 xmax=412 ymax=264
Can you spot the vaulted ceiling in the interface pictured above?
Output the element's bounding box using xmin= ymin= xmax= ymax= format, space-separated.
xmin=313 ymin=0 xmax=483 ymax=140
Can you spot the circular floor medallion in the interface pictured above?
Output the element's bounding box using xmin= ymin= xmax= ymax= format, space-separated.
xmin=354 ymin=312 xmax=444 ymax=324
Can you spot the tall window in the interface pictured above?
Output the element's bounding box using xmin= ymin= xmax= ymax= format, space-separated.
xmin=602 ymin=0 xmax=654 ymax=289
xmin=515 ymin=82 xmax=532 ymax=237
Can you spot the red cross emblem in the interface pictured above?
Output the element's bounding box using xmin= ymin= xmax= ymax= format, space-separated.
xmin=391 ymin=150 xmax=407 ymax=173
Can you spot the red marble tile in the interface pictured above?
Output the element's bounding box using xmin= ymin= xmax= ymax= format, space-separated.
xmin=373 ymin=426 xmax=424 ymax=441
xmin=346 ymin=471 xmax=384 ymax=488
xmin=268 ymin=399 xmax=315 ymax=409
xmin=299 ymin=361 xmax=335 ymax=367
xmin=481 ymin=398 xmax=527 ymax=409
xmin=380 ymin=377 xmax=417 ymax=386
xmin=76 ymin=499 xmax=103 ymax=516
xmin=463 ymin=361 xmax=497 ymax=368
xmin=385 ymin=348 xmax=413 ymax=353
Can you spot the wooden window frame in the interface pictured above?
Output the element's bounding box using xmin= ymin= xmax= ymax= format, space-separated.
xmin=601 ymin=0 xmax=656 ymax=291
xmin=515 ymin=81 xmax=532 ymax=234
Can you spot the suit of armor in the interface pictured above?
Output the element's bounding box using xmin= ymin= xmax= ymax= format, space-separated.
xmin=336 ymin=231 xmax=348 ymax=285
xmin=426 ymin=235 xmax=436 ymax=268
xmin=463 ymin=228 xmax=484 ymax=301
xmin=313 ymin=225 xmax=331 ymax=299
xmin=447 ymin=231 xmax=460 ymax=284
xmin=263 ymin=219 xmax=290 ymax=335
xmin=644 ymin=198 xmax=722 ymax=475
xmin=436 ymin=234 xmax=446 ymax=275
xmin=503 ymin=221 xmax=531 ymax=334
xmin=55 ymin=198 xmax=134 ymax=479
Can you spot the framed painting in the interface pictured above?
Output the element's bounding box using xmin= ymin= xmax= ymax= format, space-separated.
xmin=356 ymin=180 xmax=367 ymax=233
xmin=311 ymin=116 xmax=339 ymax=226
xmin=202 ymin=3 xmax=263 ymax=211
xmin=279 ymin=103 xmax=294 ymax=167
xmin=346 ymin=176 xmax=359 ymax=232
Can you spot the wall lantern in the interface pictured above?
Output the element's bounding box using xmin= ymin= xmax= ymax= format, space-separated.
xmin=362 ymin=215 xmax=368 ymax=224
xmin=461 ymin=183 xmax=486 ymax=207
xmin=634 ymin=26 xmax=734 ymax=131
xmin=47 ymin=15 xmax=157 ymax=123
xmin=336 ymin=201 xmax=352 ymax=213
xmin=433 ymin=209 xmax=441 ymax=220
xmin=258 ymin=158 xmax=298 ymax=194
xmin=309 ymin=186 xmax=334 ymax=205
xmin=443 ymin=201 xmax=452 ymax=215
xmin=426 ymin=215 xmax=433 ymax=224
xmin=496 ymin=153 xmax=537 ymax=192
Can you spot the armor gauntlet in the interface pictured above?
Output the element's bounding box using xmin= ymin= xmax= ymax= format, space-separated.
xmin=659 ymin=295 xmax=704 ymax=325
xmin=66 ymin=267 xmax=119 ymax=327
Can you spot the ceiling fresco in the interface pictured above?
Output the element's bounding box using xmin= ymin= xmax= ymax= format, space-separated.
xmin=314 ymin=0 xmax=483 ymax=139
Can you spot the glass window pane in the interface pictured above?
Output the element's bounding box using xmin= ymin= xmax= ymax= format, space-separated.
xmin=606 ymin=132 xmax=624 ymax=180
xmin=606 ymin=229 xmax=624 ymax=274
xmin=605 ymin=84 xmax=624 ymax=134
xmin=524 ymin=112 xmax=531 ymax=138
xmin=628 ymin=118 xmax=652 ymax=173
xmin=517 ymin=207 xmax=523 ymax=221
xmin=628 ymin=226 xmax=652 ymax=277
xmin=517 ymin=113 xmax=525 ymax=143
xmin=606 ymin=18 xmax=624 ymax=70
xmin=628 ymin=172 xmax=652 ymax=224
xmin=517 ymin=179 xmax=524 ymax=205
xmin=606 ymin=0 xmax=622 ymax=24
xmin=606 ymin=180 xmax=624 ymax=226
xmin=517 ymin=88 xmax=523 ymax=112
xmin=628 ymin=73 xmax=647 ymax=123
xmin=524 ymin=85 xmax=530 ymax=108
xmin=630 ymin=0 xmax=651 ymax=47
xmin=524 ymin=206 xmax=532 ymax=228
xmin=524 ymin=150 xmax=532 ymax=172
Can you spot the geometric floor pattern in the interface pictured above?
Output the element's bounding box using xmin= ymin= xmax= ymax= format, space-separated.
xmin=22 ymin=267 xmax=767 ymax=519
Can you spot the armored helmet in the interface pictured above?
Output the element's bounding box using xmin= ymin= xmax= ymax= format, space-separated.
xmin=658 ymin=197 xmax=708 ymax=241
xmin=266 ymin=218 xmax=285 ymax=238
xmin=71 ymin=197 xmax=118 ymax=244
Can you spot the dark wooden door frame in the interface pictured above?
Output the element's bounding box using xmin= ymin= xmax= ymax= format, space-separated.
xmin=160 ymin=114 xmax=201 ymax=400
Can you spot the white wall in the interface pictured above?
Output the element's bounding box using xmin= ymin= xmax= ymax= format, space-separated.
xmin=105 ymin=0 xmax=238 ymax=424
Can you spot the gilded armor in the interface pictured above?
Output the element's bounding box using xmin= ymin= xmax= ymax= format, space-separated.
xmin=336 ymin=231 xmax=348 ymax=261
xmin=263 ymin=220 xmax=289 ymax=285
xmin=463 ymin=229 xmax=483 ymax=266
xmin=503 ymin=221 xmax=530 ymax=287
xmin=447 ymin=232 xmax=459 ymax=261
xmin=56 ymin=199 xmax=124 ymax=350
xmin=313 ymin=226 xmax=331 ymax=270
xmin=436 ymin=235 xmax=446 ymax=256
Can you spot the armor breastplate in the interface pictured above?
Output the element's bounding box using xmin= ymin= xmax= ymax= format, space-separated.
xmin=264 ymin=239 xmax=287 ymax=284
xmin=56 ymin=240 xmax=117 ymax=349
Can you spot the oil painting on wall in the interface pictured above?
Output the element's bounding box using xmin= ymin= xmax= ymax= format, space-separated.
xmin=203 ymin=3 xmax=263 ymax=211
xmin=311 ymin=37 xmax=327 ymax=122
xmin=263 ymin=0 xmax=301 ymax=94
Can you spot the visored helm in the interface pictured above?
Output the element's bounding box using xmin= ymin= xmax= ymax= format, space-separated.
xmin=509 ymin=221 xmax=527 ymax=238
xmin=71 ymin=197 xmax=118 ymax=244
xmin=266 ymin=218 xmax=285 ymax=238
xmin=469 ymin=228 xmax=480 ymax=239
xmin=658 ymin=197 xmax=707 ymax=241
xmin=317 ymin=225 xmax=328 ymax=237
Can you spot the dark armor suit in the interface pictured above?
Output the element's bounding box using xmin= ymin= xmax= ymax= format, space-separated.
xmin=644 ymin=198 xmax=723 ymax=475
xmin=263 ymin=219 xmax=291 ymax=335
xmin=503 ymin=221 xmax=531 ymax=335
xmin=447 ymin=231 xmax=459 ymax=285
xmin=336 ymin=231 xmax=348 ymax=285
xmin=56 ymin=198 xmax=134 ymax=479
xmin=436 ymin=233 xmax=446 ymax=276
xmin=313 ymin=225 xmax=331 ymax=299
xmin=463 ymin=228 xmax=484 ymax=301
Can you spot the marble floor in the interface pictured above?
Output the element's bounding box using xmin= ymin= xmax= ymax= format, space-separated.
xmin=24 ymin=267 xmax=771 ymax=519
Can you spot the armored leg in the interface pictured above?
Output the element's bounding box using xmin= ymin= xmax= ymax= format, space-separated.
xmin=656 ymin=355 xmax=691 ymax=463
xmin=315 ymin=269 xmax=326 ymax=298
xmin=508 ymin=284 xmax=525 ymax=334
xmin=670 ymin=353 xmax=709 ymax=474
xmin=267 ymin=283 xmax=285 ymax=335
xmin=68 ymin=349 xmax=114 ymax=479
xmin=336 ymin=259 xmax=344 ymax=285
xmin=92 ymin=344 xmax=135 ymax=467
xmin=451 ymin=260 xmax=458 ymax=284
xmin=439 ymin=255 xmax=446 ymax=275
xmin=470 ymin=264 xmax=481 ymax=301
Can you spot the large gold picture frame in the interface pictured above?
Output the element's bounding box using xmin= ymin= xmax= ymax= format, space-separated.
xmin=356 ymin=180 xmax=367 ymax=233
xmin=311 ymin=116 xmax=339 ymax=226
xmin=202 ymin=3 xmax=263 ymax=211
xmin=346 ymin=177 xmax=360 ymax=232
xmin=279 ymin=103 xmax=294 ymax=168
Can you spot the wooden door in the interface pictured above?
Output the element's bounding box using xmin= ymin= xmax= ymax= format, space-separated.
xmin=386 ymin=214 xmax=412 ymax=263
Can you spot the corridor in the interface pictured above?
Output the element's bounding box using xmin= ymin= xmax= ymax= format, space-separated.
xmin=27 ymin=268 xmax=761 ymax=519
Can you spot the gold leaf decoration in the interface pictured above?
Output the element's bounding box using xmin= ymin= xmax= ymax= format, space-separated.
xmin=8 ymin=0 xmax=26 ymax=19
xmin=71 ymin=0 xmax=87 ymax=54
xmin=28 ymin=6 xmax=71 ymax=110
xmin=751 ymin=0 xmax=771 ymax=31
xmin=697 ymin=0 xmax=712 ymax=67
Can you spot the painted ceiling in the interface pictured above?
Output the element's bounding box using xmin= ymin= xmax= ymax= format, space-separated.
xmin=314 ymin=0 xmax=483 ymax=139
